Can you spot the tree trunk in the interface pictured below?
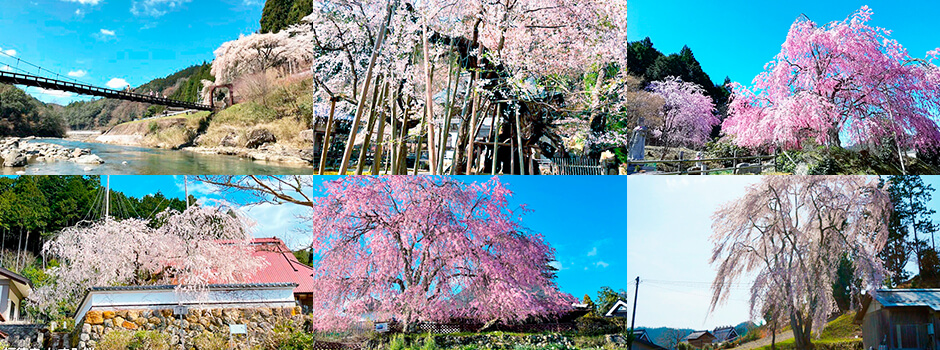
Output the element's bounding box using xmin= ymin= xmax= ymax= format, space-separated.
xmin=827 ymin=126 xmax=842 ymax=149
xmin=789 ymin=312 xmax=814 ymax=350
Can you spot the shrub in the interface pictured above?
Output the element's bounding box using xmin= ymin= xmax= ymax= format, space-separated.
xmin=98 ymin=330 xmax=169 ymax=350
xmin=279 ymin=331 xmax=317 ymax=350
xmin=387 ymin=334 xmax=407 ymax=350
xmin=192 ymin=332 xmax=229 ymax=350
xmin=575 ymin=316 xmax=621 ymax=336
xmin=421 ymin=334 xmax=439 ymax=350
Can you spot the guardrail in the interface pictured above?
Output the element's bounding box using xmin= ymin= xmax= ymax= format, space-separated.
xmin=625 ymin=153 xmax=777 ymax=175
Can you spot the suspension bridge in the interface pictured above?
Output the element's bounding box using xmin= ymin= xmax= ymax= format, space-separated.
xmin=0 ymin=49 xmax=214 ymax=111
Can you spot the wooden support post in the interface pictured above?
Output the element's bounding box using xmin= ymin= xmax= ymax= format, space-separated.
xmin=339 ymin=1 xmax=393 ymax=175
xmin=491 ymin=103 xmax=500 ymax=175
xmin=465 ymin=72 xmax=481 ymax=175
xmin=355 ymin=76 xmax=385 ymax=175
xmin=372 ymin=81 xmax=391 ymax=175
xmin=438 ymin=60 xmax=457 ymax=173
xmin=421 ymin=22 xmax=438 ymax=175
xmin=317 ymin=98 xmax=337 ymax=175
xmin=514 ymin=105 xmax=524 ymax=175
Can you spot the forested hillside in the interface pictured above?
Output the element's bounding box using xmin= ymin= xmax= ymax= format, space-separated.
xmin=0 ymin=84 xmax=66 ymax=137
xmin=260 ymin=0 xmax=313 ymax=33
xmin=58 ymin=62 xmax=213 ymax=130
xmin=628 ymin=37 xmax=730 ymax=112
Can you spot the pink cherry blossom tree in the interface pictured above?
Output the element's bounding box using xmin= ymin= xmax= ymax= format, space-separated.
xmin=32 ymin=205 xmax=265 ymax=314
xmin=308 ymin=176 xmax=574 ymax=330
xmin=722 ymin=6 xmax=940 ymax=151
xmin=710 ymin=176 xmax=891 ymax=349
xmin=648 ymin=77 xmax=718 ymax=154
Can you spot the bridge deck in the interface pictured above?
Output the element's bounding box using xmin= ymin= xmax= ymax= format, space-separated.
xmin=0 ymin=71 xmax=213 ymax=111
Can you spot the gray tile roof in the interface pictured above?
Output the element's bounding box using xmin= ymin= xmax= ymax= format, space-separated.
xmin=86 ymin=282 xmax=297 ymax=292
xmin=872 ymin=289 xmax=940 ymax=311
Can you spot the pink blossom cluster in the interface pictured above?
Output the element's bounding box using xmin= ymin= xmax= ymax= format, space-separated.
xmin=307 ymin=176 xmax=575 ymax=330
xmin=32 ymin=206 xmax=265 ymax=312
xmin=723 ymin=6 xmax=940 ymax=151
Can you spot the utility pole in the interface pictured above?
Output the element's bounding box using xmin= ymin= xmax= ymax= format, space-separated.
xmin=629 ymin=276 xmax=639 ymax=350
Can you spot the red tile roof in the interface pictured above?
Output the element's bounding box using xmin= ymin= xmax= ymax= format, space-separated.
xmin=245 ymin=237 xmax=315 ymax=295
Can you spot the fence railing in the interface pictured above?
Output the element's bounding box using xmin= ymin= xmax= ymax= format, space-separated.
xmin=551 ymin=157 xmax=606 ymax=175
xmin=625 ymin=153 xmax=777 ymax=175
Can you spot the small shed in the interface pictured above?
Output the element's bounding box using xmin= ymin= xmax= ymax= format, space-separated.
xmin=712 ymin=326 xmax=739 ymax=343
xmin=683 ymin=330 xmax=717 ymax=348
xmin=855 ymin=289 xmax=940 ymax=350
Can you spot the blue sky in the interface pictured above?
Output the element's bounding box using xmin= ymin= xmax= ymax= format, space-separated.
xmin=628 ymin=0 xmax=940 ymax=86
xmin=105 ymin=175 xmax=310 ymax=247
xmin=627 ymin=176 xmax=940 ymax=329
xmin=0 ymin=0 xmax=264 ymax=104
xmin=109 ymin=175 xmax=626 ymax=301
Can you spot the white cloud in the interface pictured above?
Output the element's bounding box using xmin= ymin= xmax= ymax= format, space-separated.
xmin=0 ymin=66 xmax=10 ymax=72
xmin=242 ymin=202 xmax=311 ymax=249
xmin=131 ymin=0 xmax=191 ymax=17
xmin=68 ymin=70 xmax=87 ymax=78
xmin=0 ymin=49 xmax=16 ymax=57
xmin=62 ymin=0 xmax=101 ymax=4
xmin=100 ymin=29 xmax=115 ymax=36
xmin=587 ymin=247 xmax=597 ymax=257
xmin=32 ymin=87 xmax=74 ymax=98
xmin=105 ymin=78 xmax=129 ymax=89
xmin=75 ymin=9 xmax=84 ymax=16
xmin=595 ymin=261 xmax=609 ymax=268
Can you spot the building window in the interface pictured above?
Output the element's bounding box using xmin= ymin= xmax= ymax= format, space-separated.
xmin=9 ymin=301 xmax=15 ymax=321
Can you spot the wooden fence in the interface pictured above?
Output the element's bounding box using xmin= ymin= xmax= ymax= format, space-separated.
xmin=625 ymin=153 xmax=777 ymax=175
xmin=550 ymin=157 xmax=607 ymax=175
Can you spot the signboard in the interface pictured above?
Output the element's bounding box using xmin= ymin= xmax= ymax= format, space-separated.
xmin=172 ymin=306 xmax=189 ymax=316
xmin=375 ymin=322 xmax=389 ymax=333
xmin=230 ymin=324 xmax=247 ymax=334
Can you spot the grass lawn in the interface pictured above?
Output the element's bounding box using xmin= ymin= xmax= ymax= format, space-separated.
xmin=754 ymin=313 xmax=861 ymax=350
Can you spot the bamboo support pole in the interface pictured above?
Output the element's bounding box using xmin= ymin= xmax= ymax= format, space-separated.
xmin=317 ymin=97 xmax=337 ymax=175
xmin=372 ymin=81 xmax=391 ymax=175
xmin=339 ymin=1 xmax=393 ymax=175
xmin=354 ymin=76 xmax=385 ymax=175
xmin=398 ymin=97 xmax=411 ymax=175
xmin=514 ymin=105 xmax=524 ymax=175
xmin=465 ymin=72 xmax=481 ymax=175
xmin=421 ymin=23 xmax=438 ymax=175
xmin=491 ymin=103 xmax=501 ymax=175
xmin=438 ymin=60 xmax=458 ymax=172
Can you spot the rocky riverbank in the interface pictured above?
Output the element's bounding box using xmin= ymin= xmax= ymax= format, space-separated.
xmin=183 ymin=128 xmax=314 ymax=166
xmin=0 ymin=137 xmax=104 ymax=169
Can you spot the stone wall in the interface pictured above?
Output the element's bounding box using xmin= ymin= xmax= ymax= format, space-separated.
xmin=0 ymin=324 xmax=45 ymax=348
xmin=76 ymin=306 xmax=302 ymax=349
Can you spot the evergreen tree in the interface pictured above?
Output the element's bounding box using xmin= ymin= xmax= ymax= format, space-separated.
xmin=887 ymin=175 xmax=939 ymax=280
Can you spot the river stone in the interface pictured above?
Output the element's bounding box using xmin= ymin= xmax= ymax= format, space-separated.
xmin=74 ymin=154 xmax=104 ymax=164
xmin=3 ymin=152 xmax=27 ymax=167
xmin=245 ymin=129 xmax=276 ymax=149
xmin=300 ymin=129 xmax=314 ymax=142
xmin=220 ymin=133 xmax=238 ymax=147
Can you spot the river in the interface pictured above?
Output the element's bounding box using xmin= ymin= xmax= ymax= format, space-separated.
xmin=2 ymin=138 xmax=312 ymax=175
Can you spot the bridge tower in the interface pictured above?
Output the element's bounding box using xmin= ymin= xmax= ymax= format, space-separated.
xmin=209 ymin=84 xmax=235 ymax=110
